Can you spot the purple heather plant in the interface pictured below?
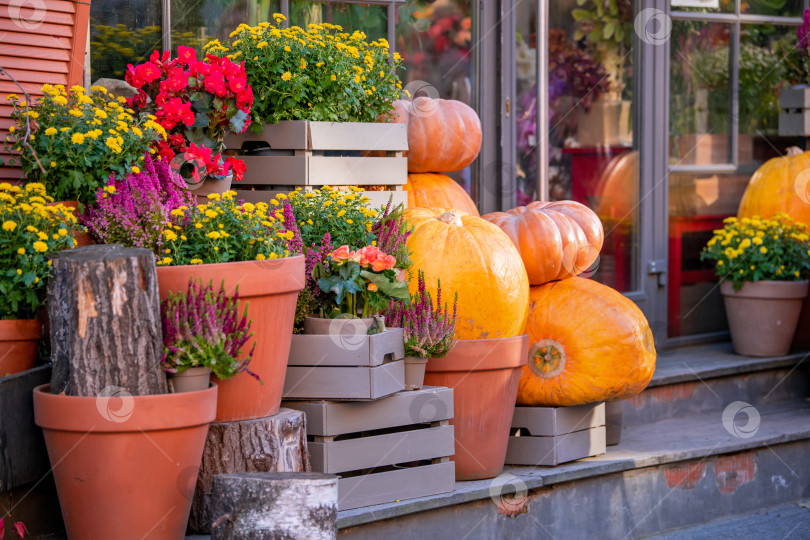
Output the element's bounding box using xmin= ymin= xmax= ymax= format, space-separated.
xmin=385 ymin=271 xmax=457 ymax=359
xmin=81 ymin=153 xmax=195 ymax=254
xmin=161 ymin=278 xmax=259 ymax=381
xmin=371 ymin=197 xmax=412 ymax=270
xmin=293 ymin=231 xmax=334 ymax=332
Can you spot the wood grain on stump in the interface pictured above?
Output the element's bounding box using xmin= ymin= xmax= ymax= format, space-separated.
xmin=47 ymin=245 xmax=167 ymax=396
xmin=210 ymin=472 xmax=337 ymax=540
xmin=190 ymin=408 xmax=310 ymax=533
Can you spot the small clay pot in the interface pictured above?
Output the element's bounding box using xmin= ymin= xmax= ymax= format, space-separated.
xmin=0 ymin=319 xmax=42 ymax=377
xmin=404 ymin=356 xmax=428 ymax=390
xmin=34 ymin=383 xmax=217 ymax=539
xmin=424 ymin=334 xmax=529 ymax=481
xmin=50 ymin=201 xmax=94 ymax=247
xmin=721 ymin=280 xmax=809 ymax=357
xmin=168 ymin=366 xmax=212 ymax=393
xmin=303 ymin=316 xmax=377 ymax=335
xmin=190 ymin=174 xmax=233 ymax=204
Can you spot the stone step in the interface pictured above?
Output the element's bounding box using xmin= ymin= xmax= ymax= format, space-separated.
xmin=619 ymin=343 xmax=809 ymax=430
xmin=338 ymin=399 xmax=810 ymax=539
xmin=645 ymin=501 xmax=810 ymax=539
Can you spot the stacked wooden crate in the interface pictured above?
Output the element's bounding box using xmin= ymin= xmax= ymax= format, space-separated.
xmin=284 ymin=386 xmax=455 ymax=511
xmin=223 ymin=121 xmax=408 ymax=208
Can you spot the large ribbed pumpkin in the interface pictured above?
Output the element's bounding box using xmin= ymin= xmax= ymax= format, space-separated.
xmin=392 ymin=97 xmax=482 ymax=173
xmin=404 ymin=207 xmax=529 ymax=340
xmin=517 ymin=278 xmax=656 ymax=406
xmin=737 ymin=147 xmax=810 ymax=224
xmin=483 ymin=201 xmax=604 ymax=285
xmin=405 ymin=173 xmax=480 ymax=216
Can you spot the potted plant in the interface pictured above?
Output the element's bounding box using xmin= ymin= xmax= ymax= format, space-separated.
xmin=154 ymin=192 xmax=304 ymax=421
xmin=701 ymin=213 xmax=810 ymax=357
xmin=125 ymin=48 xmax=253 ymax=197
xmin=385 ymin=271 xmax=457 ymax=390
xmin=2 ymin=84 xmax=163 ymax=205
xmin=0 ymin=183 xmax=78 ymax=376
xmin=162 ymin=278 xmax=258 ymax=393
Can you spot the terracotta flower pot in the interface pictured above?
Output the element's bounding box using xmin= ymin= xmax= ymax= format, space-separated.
xmin=51 ymin=201 xmax=94 ymax=247
xmin=721 ymin=280 xmax=809 ymax=357
xmin=404 ymin=356 xmax=428 ymax=390
xmin=424 ymin=334 xmax=529 ymax=480
xmin=34 ymin=383 xmax=217 ymax=539
xmin=303 ymin=316 xmax=376 ymax=335
xmin=189 ymin=174 xmax=233 ymax=205
xmin=0 ymin=319 xmax=42 ymax=377
xmin=157 ymin=256 xmax=305 ymax=421
xmin=168 ymin=367 xmax=212 ymax=393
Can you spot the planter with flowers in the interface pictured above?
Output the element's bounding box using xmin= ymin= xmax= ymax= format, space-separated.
xmin=385 ymin=271 xmax=458 ymax=390
xmin=162 ymin=278 xmax=258 ymax=393
xmin=125 ymin=48 xmax=253 ymax=200
xmin=701 ymin=214 xmax=810 ymax=357
xmin=0 ymin=183 xmax=79 ymax=376
xmin=210 ymin=15 xmax=407 ymax=207
xmin=81 ymin=156 xmax=304 ymax=421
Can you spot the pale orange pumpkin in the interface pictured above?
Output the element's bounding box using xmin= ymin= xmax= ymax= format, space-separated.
xmin=482 ymin=201 xmax=604 ymax=285
xmin=392 ymin=97 xmax=482 ymax=173
xmin=737 ymin=147 xmax=810 ymax=225
xmin=517 ymin=277 xmax=656 ymax=406
xmin=404 ymin=173 xmax=480 ymax=216
xmin=404 ymin=207 xmax=529 ymax=340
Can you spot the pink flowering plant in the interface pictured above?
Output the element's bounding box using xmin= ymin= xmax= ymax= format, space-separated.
xmin=81 ymin=153 xmax=195 ymax=253
xmin=125 ymin=48 xmax=253 ymax=185
xmin=385 ymin=271 xmax=458 ymax=359
xmin=161 ymin=278 xmax=259 ymax=381
xmin=312 ymin=244 xmax=409 ymax=319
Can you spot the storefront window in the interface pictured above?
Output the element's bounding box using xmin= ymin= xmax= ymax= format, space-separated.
xmin=90 ymin=0 xmax=162 ymax=80
xmin=289 ymin=2 xmax=387 ymax=42
xmin=518 ymin=0 xmax=638 ymax=293
xmin=172 ymin=0 xmax=281 ymax=53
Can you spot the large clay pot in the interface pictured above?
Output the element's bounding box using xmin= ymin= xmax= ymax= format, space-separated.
xmin=423 ymin=335 xmax=529 ymax=481
xmin=721 ymin=280 xmax=809 ymax=357
xmin=157 ymin=256 xmax=305 ymax=421
xmin=0 ymin=319 xmax=42 ymax=377
xmin=34 ymin=383 xmax=217 ymax=539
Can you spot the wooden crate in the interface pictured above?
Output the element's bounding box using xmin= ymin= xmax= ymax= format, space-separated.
xmin=284 ymin=386 xmax=456 ymax=510
xmin=779 ymin=86 xmax=810 ymax=136
xmin=224 ymin=121 xmax=408 ymax=208
xmin=506 ymin=403 xmax=607 ymax=467
xmin=283 ymin=329 xmax=405 ymax=400
xmin=0 ymin=365 xmax=52 ymax=491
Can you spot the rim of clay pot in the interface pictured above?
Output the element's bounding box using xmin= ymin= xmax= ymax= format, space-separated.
xmin=33 ymin=383 xmax=217 ymax=433
xmin=303 ymin=316 xmax=377 ymax=335
xmin=426 ymin=335 xmax=529 ymax=373
xmin=172 ymin=366 xmax=212 ymax=376
xmin=719 ymin=280 xmax=809 ymax=300
xmin=156 ymin=255 xmax=305 ymax=299
xmin=0 ymin=319 xmax=42 ymax=341
xmin=404 ymin=356 xmax=429 ymax=364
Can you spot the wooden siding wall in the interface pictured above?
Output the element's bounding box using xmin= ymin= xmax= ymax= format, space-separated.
xmin=0 ymin=0 xmax=90 ymax=180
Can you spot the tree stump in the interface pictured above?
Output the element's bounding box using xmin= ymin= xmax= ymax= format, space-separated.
xmin=190 ymin=408 xmax=310 ymax=532
xmin=210 ymin=472 xmax=337 ymax=540
xmin=48 ymin=245 xmax=167 ymax=396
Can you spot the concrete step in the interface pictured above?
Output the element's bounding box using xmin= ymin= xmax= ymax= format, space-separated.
xmin=645 ymin=501 xmax=810 ymax=539
xmin=618 ymin=343 xmax=809 ymax=430
xmin=338 ymin=399 xmax=810 ymax=539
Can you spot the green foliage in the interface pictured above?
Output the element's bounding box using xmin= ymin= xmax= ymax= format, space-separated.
xmin=701 ymin=214 xmax=810 ymax=291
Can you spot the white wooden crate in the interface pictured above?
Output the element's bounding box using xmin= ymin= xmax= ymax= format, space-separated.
xmin=779 ymin=86 xmax=810 ymax=137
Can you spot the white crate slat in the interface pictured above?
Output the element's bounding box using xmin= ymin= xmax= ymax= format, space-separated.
xmin=288 ymin=330 xmax=405 ymax=368
xmin=337 ymin=461 xmax=455 ymax=511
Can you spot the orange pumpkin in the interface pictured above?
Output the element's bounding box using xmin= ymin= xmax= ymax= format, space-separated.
xmin=404 ymin=207 xmax=529 ymax=340
xmin=737 ymin=147 xmax=810 ymax=224
xmin=392 ymin=97 xmax=482 ymax=173
xmin=405 ymin=173 xmax=480 ymax=216
xmin=517 ymin=277 xmax=656 ymax=406
xmin=482 ymin=201 xmax=604 ymax=285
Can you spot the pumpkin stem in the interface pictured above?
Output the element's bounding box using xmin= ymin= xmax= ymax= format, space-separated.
xmin=786 ymin=146 xmax=803 ymax=157
xmin=528 ymin=339 xmax=566 ymax=379
xmin=438 ymin=210 xmax=464 ymax=227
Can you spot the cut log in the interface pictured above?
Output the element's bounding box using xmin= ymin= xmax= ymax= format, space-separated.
xmin=47 ymin=244 xmax=167 ymax=396
xmin=190 ymin=408 xmax=310 ymax=533
xmin=210 ymin=472 xmax=337 ymax=540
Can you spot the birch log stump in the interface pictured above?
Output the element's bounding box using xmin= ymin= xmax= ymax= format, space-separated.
xmin=210 ymin=472 xmax=338 ymax=540
xmin=190 ymin=408 xmax=310 ymax=532
xmin=48 ymin=245 xmax=167 ymax=396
